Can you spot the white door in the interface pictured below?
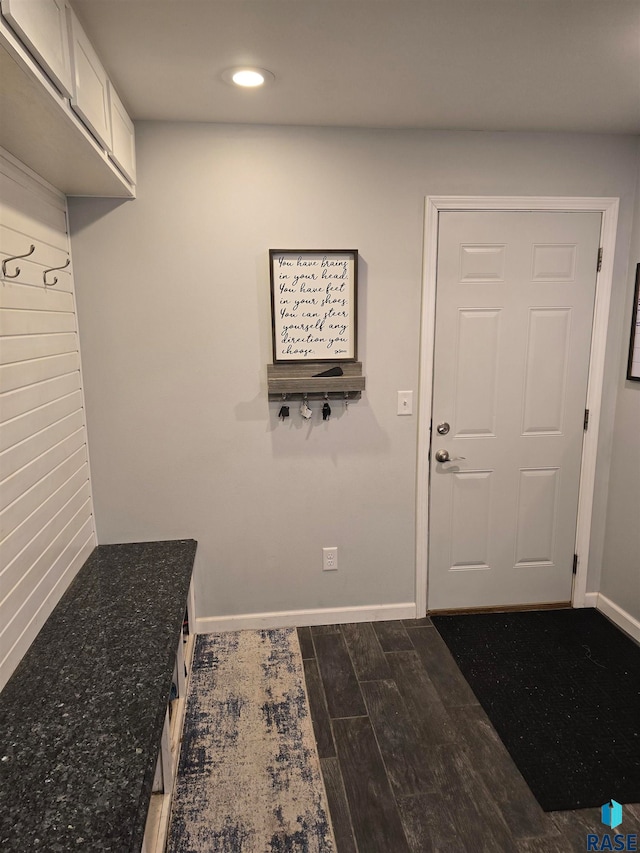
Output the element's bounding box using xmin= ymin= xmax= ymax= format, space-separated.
xmin=428 ymin=211 xmax=601 ymax=611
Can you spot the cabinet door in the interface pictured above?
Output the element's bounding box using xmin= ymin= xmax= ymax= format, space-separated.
xmin=1 ymin=0 xmax=73 ymax=97
xmin=68 ymin=8 xmax=111 ymax=150
xmin=108 ymin=82 xmax=136 ymax=184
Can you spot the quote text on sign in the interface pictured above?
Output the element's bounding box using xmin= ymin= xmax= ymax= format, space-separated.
xmin=272 ymin=253 xmax=354 ymax=359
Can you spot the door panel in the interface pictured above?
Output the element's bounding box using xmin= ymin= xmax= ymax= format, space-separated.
xmin=454 ymin=309 xmax=501 ymax=436
xmin=428 ymin=211 xmax=601 ymax=610
xmin=449 ymin=470 xmax=492 ymax=570
xmin=522 ymin=308 xmax=572 ymax=434
xmin=514 ymin=467 xmax=559 ymax=566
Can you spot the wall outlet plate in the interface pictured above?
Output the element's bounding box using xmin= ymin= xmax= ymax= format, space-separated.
xmin=323 ymin=546 xmax=338 ymax=571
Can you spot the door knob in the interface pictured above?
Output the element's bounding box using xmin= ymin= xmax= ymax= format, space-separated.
xmin=434 ymin=449 xmax=466 ymax=463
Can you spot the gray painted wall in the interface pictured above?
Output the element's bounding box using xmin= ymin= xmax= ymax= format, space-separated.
xmin=600 ymin=142 xmax=640 ymax=621
xmin=68 ymin=123 xmax=638 ymax=622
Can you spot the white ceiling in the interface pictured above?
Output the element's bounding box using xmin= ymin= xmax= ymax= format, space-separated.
xmin=71 ymin=0 xmax=640 ymax=134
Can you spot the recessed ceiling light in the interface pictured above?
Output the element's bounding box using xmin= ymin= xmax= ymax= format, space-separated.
xmin=223 ymin=67 xmax=275 ymax=88
xmin=233 ymin=69 xmax=264 ymax=87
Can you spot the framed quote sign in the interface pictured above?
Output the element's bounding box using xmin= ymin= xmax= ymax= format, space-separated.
xmin=269 ymin=249 xmax=358 ymax=362
xmin=627 ymin=263 xmax=640 ymax=382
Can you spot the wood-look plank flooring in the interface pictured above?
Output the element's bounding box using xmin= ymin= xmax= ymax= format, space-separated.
xmin=297 ymin=620 xmax=640 ymax=853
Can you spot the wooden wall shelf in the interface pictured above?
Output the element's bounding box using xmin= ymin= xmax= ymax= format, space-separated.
xmin=267 ymin=361 xmax=365 ymax=399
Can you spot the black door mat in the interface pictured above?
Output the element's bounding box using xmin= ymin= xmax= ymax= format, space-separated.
xmin=431 ymin=608 xmax=640 ymax=812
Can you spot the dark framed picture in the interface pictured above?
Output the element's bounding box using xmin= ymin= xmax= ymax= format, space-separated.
xmin=269 ymin=249 xmax=358 ymax=362
xmin=627 ymin=263 xmax=640 ymax=382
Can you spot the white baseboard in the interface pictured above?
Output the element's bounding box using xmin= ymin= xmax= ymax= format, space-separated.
xmin=596 ymin=594 xmax=640 ymax=644
xmin=583 ymin=592 xmax=599 ymax=608
xmin=196 ymin=602 xmax=417 ymax=634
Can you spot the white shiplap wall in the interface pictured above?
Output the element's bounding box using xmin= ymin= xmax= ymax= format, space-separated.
xmin=0 ymin=150 xmax=96 ymax=691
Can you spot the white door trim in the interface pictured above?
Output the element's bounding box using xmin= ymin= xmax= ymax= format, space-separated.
xmin=416 ymin=196 xmax=619 ymax=617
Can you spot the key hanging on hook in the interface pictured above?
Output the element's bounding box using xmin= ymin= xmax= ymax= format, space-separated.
xmin=322 ymin=394 xmax=331 ymax=421
xmin=300 ymin=394 xmax=312 ymax=420
xmin=278 ymin=392 xmax=289 ymax=419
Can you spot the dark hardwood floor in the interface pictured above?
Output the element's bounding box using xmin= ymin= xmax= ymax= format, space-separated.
xmin=298 ymin=618 xmax=640 ymax=853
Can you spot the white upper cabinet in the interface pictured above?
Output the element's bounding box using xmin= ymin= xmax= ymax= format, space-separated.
xmin=0 ymin=1 xmax=135 ymax=195
xmin=108 ymin=81 xmax=136 ymax=184
xmin=68 ymin=7 xmax=111 ymax=150
xmin=1 ymin=0 xmax=73 ymax=97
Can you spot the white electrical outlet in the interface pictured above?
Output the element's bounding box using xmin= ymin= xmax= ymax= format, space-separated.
xmin=323 ymin=547 xmax=338 ymax=571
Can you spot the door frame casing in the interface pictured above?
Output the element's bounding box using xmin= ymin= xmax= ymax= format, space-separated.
xmin=415 ymin=196 xmax=620 ymax=617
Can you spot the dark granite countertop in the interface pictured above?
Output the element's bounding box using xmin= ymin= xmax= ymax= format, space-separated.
xmin=0 ymin=539 xmax=197 ymax=853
